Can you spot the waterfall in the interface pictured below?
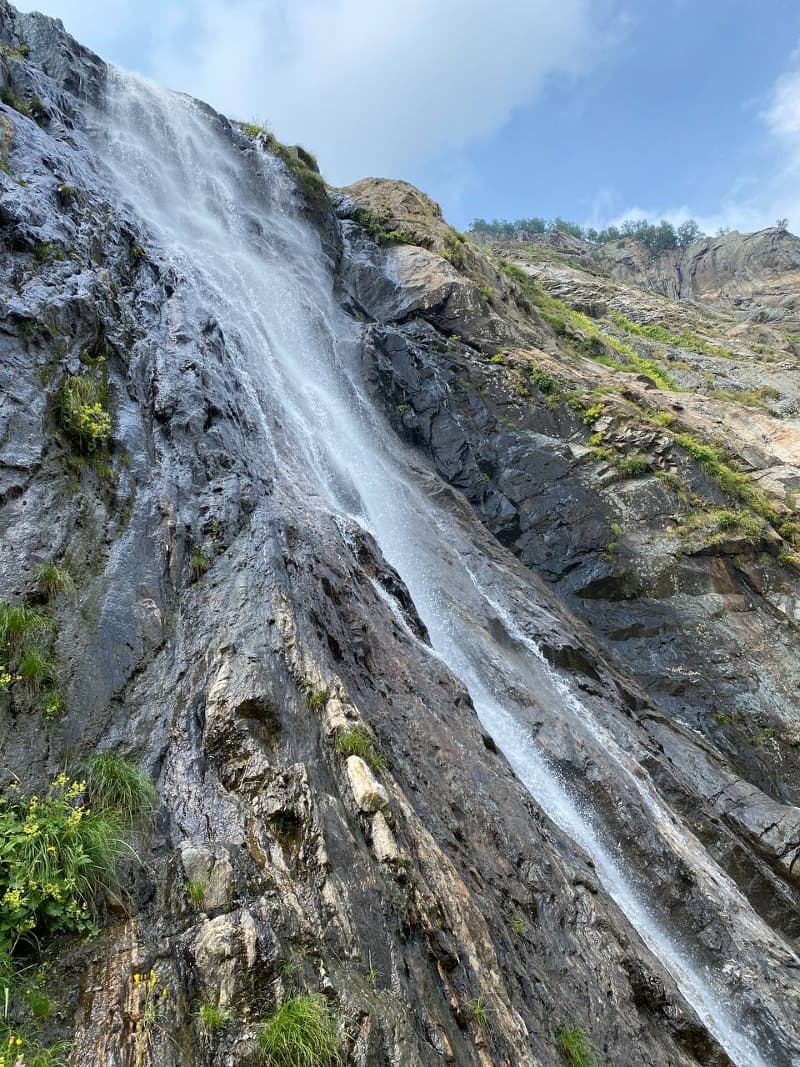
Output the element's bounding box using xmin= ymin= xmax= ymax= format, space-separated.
xmin=94 ymin=70 xmax=799 ymax=1067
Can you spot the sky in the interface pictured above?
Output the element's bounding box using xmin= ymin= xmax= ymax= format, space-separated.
xmin=14 ymin=0 xmax=800 ymax=233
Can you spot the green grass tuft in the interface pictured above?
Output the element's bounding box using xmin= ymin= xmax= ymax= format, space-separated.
xmin=17 ymin=645 xmax=56 ymax=691
xmin=333 ymin=726 xmax=385 ymax=772
xmin=84 ymin=753 xmax=157 ymax=826
xmin=557 ymin=1025 xmax=596 ymax=1066
xmin=187 ymin=878 xmax=208 ymax=912
xmin=0 ymin=604 xmax=49 ymax=650
xmin=198 ymin=1002 xmax=228 ymax=1031
xmin=258 ymin=993 xmax=339 ymax=1067
xmin=35 ymin=563 xmax=73 ymax=601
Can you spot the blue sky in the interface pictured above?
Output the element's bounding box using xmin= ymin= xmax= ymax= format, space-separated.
xmin=15 ymin=0 xmax=800 ymax=233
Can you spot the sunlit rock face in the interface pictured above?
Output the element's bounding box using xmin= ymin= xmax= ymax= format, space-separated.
xmin=1 ymin=5 xmax=800 ymax=1067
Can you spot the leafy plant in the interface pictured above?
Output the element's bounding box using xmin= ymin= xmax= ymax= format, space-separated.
xmin=258 ymin=993 xmax=339 ymax=1067
xmin=0 ymin=774 xmax=128 ymax=954
xmin=333 ymin=726 xmax=385 ymax=772
xmin=556 ymin=1025 xmax=596 ymax=1066
xmin=84 ymin=754 xmax=157 ymax=827
xmin=58 ymin=370 xmax=111 ymax=453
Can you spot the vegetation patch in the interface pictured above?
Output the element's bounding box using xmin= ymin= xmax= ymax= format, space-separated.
xmin=612 ymin=311 xmax=737 ymax=359
xmin=498 ymin=263 xmax=677 ymax=389
xmin=680 ymin=508 xmax=764 ymax=546
xmin=615 ymin=453 xmax=653 ymax=479
xmin=671 ymin=433 xmax=787 ymax=533
xmin=186 ymin=878 xmax=208 ymax=912
xmin=556 ymin=1025 xmax=596 ymax=1066
xmin=333 ymin=725 xmax=385 ymax=772
xmin=57 ymin=367 xmax=112 ymax=454
xmin=258 ymin=993 xmax=339 ymax=1067
xmin=0 ymin=602 xmax=61 ymax=717
xmin=84 ymin=753 xmax=157 ymax=827
xmin=35 ymin=564 xmax=73 ymax=602
xmin=0 ymin=84 xmax=32 ymax=118
xmin=198 ymin=1002 xmax=228 ymax=1032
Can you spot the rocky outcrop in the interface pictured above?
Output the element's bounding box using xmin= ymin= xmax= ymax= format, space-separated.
xmin=594 ymin=227 xmax=800 ymax=328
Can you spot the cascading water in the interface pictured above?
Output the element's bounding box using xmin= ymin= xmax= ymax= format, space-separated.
xmin=94 ymin=71 xmax=800 ymax=1067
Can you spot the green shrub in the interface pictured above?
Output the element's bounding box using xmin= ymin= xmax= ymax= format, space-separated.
xmin=58 ymin=371 xmax=111 ymax=453
xmin=84 ymin=754 xmax=157 ymax=826
xmin=0 ymin=775 xmax=127 ymax=954
xmin=258 ymin=994 xmax=339 ymax=1067
xmin=556 ymin=1025 xmax=595 ymax=1066
xmin=333 ymin=726 xmax=385 ymax=772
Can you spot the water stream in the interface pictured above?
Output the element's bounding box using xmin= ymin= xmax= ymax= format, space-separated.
xmin=94 ymin=71 xmax=800 ymax=1067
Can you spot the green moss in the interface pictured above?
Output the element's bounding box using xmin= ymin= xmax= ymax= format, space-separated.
xmin=0 ymin=84 xmax=32 ymax=118
xmin=32 ymin=241 xmax=66 ymax=264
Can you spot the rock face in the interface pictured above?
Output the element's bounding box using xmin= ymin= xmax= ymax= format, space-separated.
xmin=595 ymin=227 xmax=800 ymax=328
xmin=1 ymin=6 xmax=800 ymax=1067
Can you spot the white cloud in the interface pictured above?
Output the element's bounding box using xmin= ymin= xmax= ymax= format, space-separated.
xmin=16 ymin=0 xmax=616 ymax=185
